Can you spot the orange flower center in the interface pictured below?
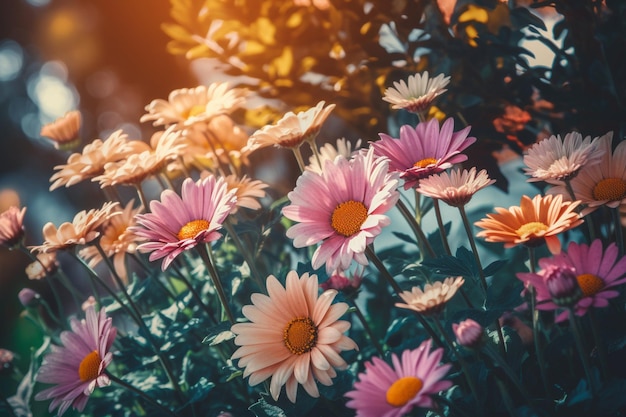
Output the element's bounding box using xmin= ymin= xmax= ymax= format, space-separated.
xmin=183 ymin=104 xmax=206 ymax=119
xmin=331 ymin=200 xmax=368 ymax=237
xmin=592 ymin=178 xmax=626 ymax=201
xmin=78 ymin=350 xmax=101 ymax=382
xmin=576 ymin=273 xmax=604 ymax=297
xmin=413 ymin=157 xmax=438 ymax=168
xmin=515 ymin=221 xmax=548 ymax=237
xmin=177 ymin=219 xmax=210 ymax=240
xmin=283 ymin=317 xmax=318 ymax=355
xmin=386 ymin=376 xmax=424 ymax=407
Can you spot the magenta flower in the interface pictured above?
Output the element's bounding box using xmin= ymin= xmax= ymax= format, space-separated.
xmin=452 ymin=319 xmax=484 ymax=348
xmin=132 ymin=176 xmax=237 ymax=270
xmin=35 ymin=307 xmax=116 ymax=416
xmin=282 ymin=148 xmax=399 ymax=273
xmin=371 ymin=118 xmax=476 ymax=189
xmin=345 ymin=339 xmax=452 ymax=417
xmin=517 ymin=239 xmax=626 ymax=321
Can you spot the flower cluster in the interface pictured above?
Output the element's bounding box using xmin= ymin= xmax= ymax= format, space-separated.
xmin=3 ymin=49 xmax=626 ymax=417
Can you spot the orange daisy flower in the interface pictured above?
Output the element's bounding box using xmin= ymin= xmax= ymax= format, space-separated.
xmin=475 ymin=194 xmax=583 ymax=254
xmin=40 ymin=110 xmax=82 ymax=151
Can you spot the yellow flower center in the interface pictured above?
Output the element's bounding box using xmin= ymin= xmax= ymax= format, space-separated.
xmin=592 ymin=178 xmax=626 ymax=201
xmin=576 ymin=273 xmax=604 ymax=297
xmin=331 ymin=200 xmax=368 ymax=237
xmin=413 ymin=157 xmax=438 ymax=168
xmin=177 ymin=219 xmax=210 ymax=240
xmin=78 ymin=350 xmax=101 ymax=382
xmin=386 ymin=376 xmax=424 ymax=407
xmin=516 ymin=221 xmax=548 ymax=237
xmin=183 ymin=104 xmax=206 ymax=119
xmin=283 ymin=317 xmax=318 ymax=355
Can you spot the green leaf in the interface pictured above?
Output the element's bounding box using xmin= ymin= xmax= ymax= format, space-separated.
xmin=202 ymin=322 xmax=235 ymax=345
xmin=249 ymin=399 xmax=287 ymax=417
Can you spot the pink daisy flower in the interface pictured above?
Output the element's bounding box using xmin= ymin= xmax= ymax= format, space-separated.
xmin=345 ymin=339 xmax=452 ymax=417
xmin=35 ymin=307 xmax=116 ymax=416
xmin=230 ymin=271 xmax=358 ymax=403
xmin=0 ymin=206 xmax=27 ymax=248
xmin=132 ymin=176 xmax=237 ymax=270
xmin=371 ymin=117 xmax=476 ymax=189
xmin=517 ymin=239 xmax=626 ymax=321
xmin=282 ymin=148 xmax=400 ymax=273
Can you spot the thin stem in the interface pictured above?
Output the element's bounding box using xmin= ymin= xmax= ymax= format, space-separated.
xmin=431 ymin=318 xmax=484 ymax=417
xmin=223 ymin=219 xmax=264 ymax=290
xmin=364 ymin=246 xmax=444 ymax=349
xmin=457 ymin=206 xmax=487 ymax=294
xmin=291 ymin=146 xmax=306 ymax=173
xmin=570 ymin=310 xmax=597 ymax=396
xmin=351 ymin=300 xmax=384 ymax=356
xmin=395 ymin=199 xmax=435 ymax=258
xmin=134 ymin=183 xmax=149 ymax=212
xmin=306 ymin=139 xmax=323 ymax=171
xmin=612 ymin=207 xmax=624 ymax=256
xmin=588 ymin=309 xmax=609 ymax=379
xmin=433 ymin=199 xmax=452 ymax=256
xmin=169 ymin=261 xmax=218 ymax=324
xmin=54 ymin=268 xmax=84 ymax=309
xmin=108 ymin=372 xmax=179 ymax=417
xmin=483 ymin=344 xmax=534 ymax=406
xmin=197 ymin=244 xmax=235 ymax=324
xmin=0 ymin=394 xmax=17 ymax=417
xmin=494 ymin=377 xmax=518 ymax=417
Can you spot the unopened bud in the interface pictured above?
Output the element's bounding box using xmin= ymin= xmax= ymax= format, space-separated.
xmin=452 ymin=318 xmax=484 ymax=349
xmin=18 ymin=288 xmax=40 ymax=308
xmin=544 ymin=265 xmax=582 ymax=307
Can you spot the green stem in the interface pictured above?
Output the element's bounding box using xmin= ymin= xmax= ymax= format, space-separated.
xmin=223 ymin=218 xmax=264 ymax=291
xmin=433 ymin=199 xmax=452 ymax=256
xmin=135 ymin=183 xmax=150 ymax=213
xmin=197 ymin=244 xmax=235 ymax=324
xmin=307 ymin=139 xmax=323 ymax=171
xmin=457 ymin=206 xmax=487 ymax=294
xmin=364 ymin=246 xmax=444 ymax=349
xmin=396 ymin=198 xmax=435 ymax=258
xmin=483 ymin=344 xmax=534 ymax=407
xmin=588 ymin=309 xmax=609 ymax=380
xmin=351 ymin=300 xmax=384 ymax=356
xmin=169 ymin=261 xmax=218 ymax=324
xmin=291 ymin=146 xmax=306 ymax=173
xmin=570 ymin=310 xmax=597 ymax=396
xmin=108 ymin=372 xmax=179 ymax=417
xmin=612 ymin=207 xmax=624 ymax=256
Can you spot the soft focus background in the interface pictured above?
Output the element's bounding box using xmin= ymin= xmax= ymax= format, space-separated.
xmin=0 ymin=0 xmax=196 ymax=381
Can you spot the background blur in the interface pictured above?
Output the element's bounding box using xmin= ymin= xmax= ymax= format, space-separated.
xmin=0 ymin=0 xmax=196 ymax=378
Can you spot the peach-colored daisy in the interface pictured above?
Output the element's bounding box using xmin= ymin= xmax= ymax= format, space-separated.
xmin=307 ymin=138 xmax=363 ymax=174
xmin=78 ymin=200 xmax=142 ymax=284
xmin=475 ymin=194 xmax=583 ymax=254
xmin=220 ymin=173 xmax=268 ymax=213
xmin=25 ymin=252 xmax=59 ymax=280
xmin=230 ymin=271 xmax=358 ymax=402
xmin=547 ymin=132 xmax=626 ymax=215
xmin=93 ymin=129 xmax=184 ymax=188
xmin=30 ymin=202 xmax=119 ymax=253
xmin=523 ymin=131 xmax=608 ymax=182
xmin=395 ymin=277 xmax=464 ymax=316
xmin=382 ymin=72 xmax=450 ymax=114
xmin=416 ymin=167 xmax=495 ymax=207
xmin=49 ymin=130 xmax=147 ymax=191
xmin=140 ymin=83 xmax=248 ymax=129
xmin=293 ymin=0 xmax=331 ymax=10
xmin=40 ymin=110 xmax=82 ymax=151
xmin=244 ymin=101 xmax=335 ymax=151
xmin=0 ymin=206 xmax=27 ymax=248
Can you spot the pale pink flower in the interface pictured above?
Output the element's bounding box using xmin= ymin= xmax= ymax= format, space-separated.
xmin=35 ymin=307 xmax=116 ymax=416
xmin=383 ymin=72 xmax=451 ymax=114
xmin=307 ymin=138 xmax=363 ymax=174
xmin=372 ymin=118 xmax=476 ymax=189
xmin=395 ymin=277 xmax=465 ymax=316
xmin=30 ymin=202 xmax=119 ymax=253
xmin=244 ymin=101 xmax=335 ymax=151
xmin=523 ymin=131 xmax=608 ymax=182
xmin=283 ymin=148 xmax=399 ymax=273
xmin=132 ymin=176 xmax=237 ymax=270
xmin=417 ymin=167 xmax=495 ymax=207
xmin=547 ymin=133 xmax=626 ymax=215
xmin=345 ymin=339 xmax=452 ymax=417
xmin=231 ymin=271 xmax=358 ymax=402
xmin=0 ymin=206 xmax=27 ymax=248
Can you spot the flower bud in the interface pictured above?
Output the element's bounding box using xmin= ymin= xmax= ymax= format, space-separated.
xmin=0 ymin=349 xmax=15 ymax=373
xmin=18 ymin=288 xmax=40 ymax=308
xmin=452 ymin=318 xmax=484 ymax=349
xmin=544 ymin=265 xmax=582 ymax=307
